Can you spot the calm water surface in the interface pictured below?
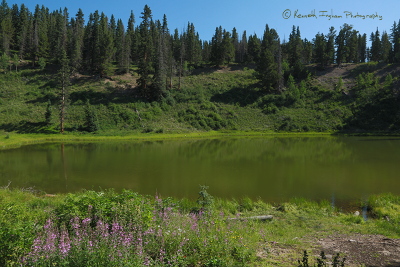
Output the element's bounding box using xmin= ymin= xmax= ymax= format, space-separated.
xmin=1 ymin=136 xmax=400 ymax=205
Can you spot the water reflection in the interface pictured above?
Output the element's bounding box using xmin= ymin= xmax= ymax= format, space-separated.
xmin=0 ymin=136 xmax=400 ymax=206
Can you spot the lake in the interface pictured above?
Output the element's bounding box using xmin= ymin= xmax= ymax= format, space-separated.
xmin=1 ymin=136 xmax=400 ymax=206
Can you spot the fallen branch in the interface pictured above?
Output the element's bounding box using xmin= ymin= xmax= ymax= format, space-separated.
xmin=227 ymin=215 xmax=273 ymax=221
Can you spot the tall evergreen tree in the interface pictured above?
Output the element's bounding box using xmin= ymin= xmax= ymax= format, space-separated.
xmin=221 ymin=29 xmax=234 ymax=64
xmin=183 ymin=22 xmax=201 ymax=65
xmin=381 ymin=31 xmax=392 ymax=63
xmin=210 ymin=26 xmax=223 ymax=66
xmin=256 ymin=25 xmax=282 ymax=92
xmin=357 ymin=33 xmax=367 ymax=63
xmin=115 ymin=18 xmax=129 ymax=73
xmin=232 ymin=27 xmax=239 ymax=62
xmin=302 ymin=38 xmax=312 ymax=64
xmin=313 ymin=32 xmax=326 ymax=67
xmin=58 ymin=48 xmax=69 ymax=133
xmin=325 ymin=27 xmax=336 ymax=65
xmin=69 ymin=8 xmax=84 ymax=72
xmin=370 ymin=28 xmax=381 ymax=62
xmin=137 ymin=5 xmax=153 ymax=95
xmin=335 ymin=23 xmax=354 ymax=65
xmin=390 ymin=20 xmax=400 ymax=63
xmin=287 ymin=26 xmax=303 ymax=66
xmin=153 ymin=14 xmax=170 ymax=97
xmin=15 ymin=4 xmax=30 ymax=59
xmin=247 ymin=34 xmax=260 ymax=63
xmin=97 ymin=12 xmax=114 ymax=75
xmin=0 ymin=0 xmax=14 ymax=55
xmin=126 ymin=10 xmax=136 ymax=64
xmin=237 ymin=30 xmax=248 ymax=63
xmin=347 ymin=29 xmax=359 ymax=63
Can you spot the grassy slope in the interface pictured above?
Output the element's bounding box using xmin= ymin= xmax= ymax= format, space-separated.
xmin=1 ymin=62 xmax=399 ymax=138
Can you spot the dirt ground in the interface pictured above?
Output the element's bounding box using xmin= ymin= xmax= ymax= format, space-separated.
xmin=316 ymin=234 xmax=400 ymax=267
xmin=262 ymin=234 xmax=400 ymax=266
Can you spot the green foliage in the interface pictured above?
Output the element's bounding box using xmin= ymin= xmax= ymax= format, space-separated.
xmin=197 ymin=185 xmax=214 ymax=209
xmin=0 ymin=52 xmax=10 ymax=71
xmin=1 ymin=189 xmax=400 ymax=266
xmin=335 ymin=77 xmax=344 ymax=93
xmin=84 ymin=100 xmax=100 ymax=132
xmin=298 ymin=251 xmax=346 ymax=267
xmin=286 ymin=74 xmax=300 ymax=102
xmin=38 ymin=57 xmax=46 ymax=70
xmin=177 ymin=102 xmax=232 ymax=130
xmin=367 ymin=193 xmax=400 ymax=223
xmin=54 ymin=189 xmax=153 ymax=225
xmin=44 ymin=99 xmax=53 ymax=126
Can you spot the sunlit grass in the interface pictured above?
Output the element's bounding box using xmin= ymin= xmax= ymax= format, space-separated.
xmin=1 ymin=188 xmax=399 ymax=265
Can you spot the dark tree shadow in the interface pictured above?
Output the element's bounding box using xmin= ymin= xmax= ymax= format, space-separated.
xmin=210 ymin=85 xmax=264 ymax=106
xmin=0 ymin=121 xmax=58 ymax=134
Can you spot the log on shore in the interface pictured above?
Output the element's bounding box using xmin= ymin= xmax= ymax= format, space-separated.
xmin=227 ymin=215 xmax=273 ymax=221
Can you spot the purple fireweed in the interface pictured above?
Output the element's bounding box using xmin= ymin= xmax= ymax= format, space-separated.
xmin=58 ymin=227 xmax=71 ymax=256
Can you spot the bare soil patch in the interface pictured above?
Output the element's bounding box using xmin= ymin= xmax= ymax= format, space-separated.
xmin=317 ymin=234 xmax=400 ymax=267
xmin=262 ymin=234 xmax=400 ymax=266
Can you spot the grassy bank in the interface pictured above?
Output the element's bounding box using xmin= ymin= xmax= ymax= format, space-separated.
xmin=0 ymin=131 xmax=337 ymax=150
xmin=1 ymin=187 xmax=399 ymax=266
xmin=1 ymin=63 xmax=400 ymax=137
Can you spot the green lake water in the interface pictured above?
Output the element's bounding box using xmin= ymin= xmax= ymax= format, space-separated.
xmin=1 ymin=136 xmax=400 ymax=206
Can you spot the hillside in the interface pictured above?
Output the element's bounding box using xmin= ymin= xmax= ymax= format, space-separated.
xmin=0 ymin=62 xmax=399 ymax=135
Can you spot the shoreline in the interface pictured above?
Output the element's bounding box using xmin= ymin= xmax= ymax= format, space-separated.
xmin=2 ymin=130 xmax=400 ymax=150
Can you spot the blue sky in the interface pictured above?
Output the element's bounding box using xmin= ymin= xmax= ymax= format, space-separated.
xmin=6 ymin=0 xmax=400 ymax=42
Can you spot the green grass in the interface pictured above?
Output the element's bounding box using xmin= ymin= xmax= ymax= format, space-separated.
xmin=2 ymin=63 xmax=399 ymax=137
xmin=0 ymin=187 xmax=399 ymax=266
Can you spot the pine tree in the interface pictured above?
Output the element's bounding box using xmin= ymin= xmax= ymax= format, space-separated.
xmin=0 ymin=51 xmax=9 ymax=72
xmin=381 ymin=31 xmax=392 ymax=63
xmin=313 ymin=32 xmax=326 ymax=67
xmin=256 ymin=25 xmax=282 ymax=92
xmin=287 ymin=26 xmax=303 ymax=66
xmin=97 ymin=13 xmax=114 ymax=75
xmin=221 ymin=29 xmax=234 ymax=64
xmin=115 ymin=18 xmax=130 ymax=73
xmin=201 ymin=40 xmax=210 ymax=63
xmin=152 ymin=14 xmax=170 ymax=99
xmin=390 ymin=20 xmax=400 ymax=63
xmin=238 ymin=30 xmax=248 ymax=63
xmin=58 ymin=48 xmax=69 ymax=133
xmin=302 ymin=38 xmax=312 ymax=64
xmin=85 ymin=99 xmax=99 ymax=132
xmin=35 ymin=6 xmax=50 ymax=65
xmin=256 ymin=47 xmax=278 ymax=92
xmin=50 ymin=8 xmax=68 ymax=64
xmin=286 ymin=74 xmax=300 ymax=101
xmin=325 ymin=27 xmax=336 ymax=65
xmin=12 ymin=52 xmax=18 ymax=71
xmin=137 ymin=5 xmax=153 ymax=95
xmin=69 ymin=8 xmax=84 ymax=72
xmin=183 ymin=22 xmax=201 ymax=65
xmin=370 ymin=28 xmax=381 ymax=62
xmin=336 ymin=24 xmax=353 ymax=65
xmin=16 ymin=4 xmax=30 ymax=59
xmin=358 ymin=33 xmax=367 ymax=63
xmin=45 ymin=99 xmax=52 ymax=126
xmin=210 ymin=26 xmax=223 ymax=66
xmin=232 ymin=27 xmax=239 ymax=63
xmin=247 ymin=34 xmax=260 ymax=63
xmin=126 ymin=10 xmax=136 ymax=64
xmin=347 ymin=30 xmax=359 ymax=63
xmin=0 ymin=0 xmax=14 ymax=55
